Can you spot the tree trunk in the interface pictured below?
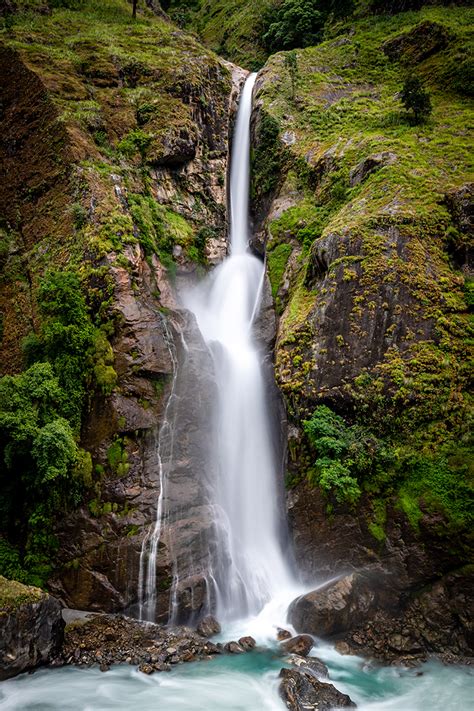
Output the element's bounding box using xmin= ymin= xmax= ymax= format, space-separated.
xmin=132 ymin=0 xmax=137 ymax=19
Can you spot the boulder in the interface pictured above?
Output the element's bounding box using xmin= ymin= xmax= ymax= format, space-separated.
xmin=196 ymin=615 xmax=221 ymax=638
xmin=238 ymin=636 xmax=256 ymax=651
xmin=349 ymin=152 xmax=397 ymax=186
xmin=225 ymin=641 xmax=245 ymax=654
xmin=286 ymin=653 xmax=329 ymax=679
xmin=288 ymin=574 xmax=376 ymax=638
xmin=0 ymin=576 xmax=64 ymax=680
xmin=277 ymin=627 xmax=292 ymax=641
xmin=279 ymin=668 xmax=356 ymax=710
xmin=280 ymin=634 xmax=314 ymax=657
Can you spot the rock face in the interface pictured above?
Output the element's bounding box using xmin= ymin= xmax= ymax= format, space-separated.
xmin=0 ymin=577 xmax=64 ymax=680
xmin=0 ymin=6 xmax=247 ymax=621
xmin=382 ymin=20 xmax=452 ymax=64
xmin=279 ymin=668 xmax=356 ymax=711
xmin=251 ymin=10 xmax=473 ymax=664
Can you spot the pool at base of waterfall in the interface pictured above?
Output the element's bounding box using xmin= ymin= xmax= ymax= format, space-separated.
xmin=1 ymin=645 xmax=472 ymax=711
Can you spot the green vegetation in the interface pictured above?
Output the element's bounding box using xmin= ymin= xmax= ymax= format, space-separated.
xmin=0 ymin=575 xmax=44 ymax=611
xmin=304 ymin=404 xmax=473 ymax=536
xmin=255 ymin=5 xmax=473 ymax=546
xmin=0 ymin=271 xmax=116 ymax=585
xmin=400 ymin=75 xmax=432 ymax=124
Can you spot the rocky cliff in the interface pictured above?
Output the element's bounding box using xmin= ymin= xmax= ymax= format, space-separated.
xmin=251 ymin=6 xmax=473 ymax=658
xmin=0 ymin=0 xmax=246 ymax=617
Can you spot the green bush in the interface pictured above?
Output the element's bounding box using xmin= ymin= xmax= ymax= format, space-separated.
xmin=400 ymin=76 xmax=432 ymax=125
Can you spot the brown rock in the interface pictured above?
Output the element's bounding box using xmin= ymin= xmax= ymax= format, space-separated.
xmin=238 ymin=636 xmax=256 ymax=651
xmin=280 ymin=634 xmax=314 ymax=657
xmin=196 ymin=615 xmax=221 ymax=638
xmin=277 ymin=627 xmax=292 ymax=641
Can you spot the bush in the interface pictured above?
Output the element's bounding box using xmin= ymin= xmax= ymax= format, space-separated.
xmin=400 ymin=76 xmax=432 ymax=124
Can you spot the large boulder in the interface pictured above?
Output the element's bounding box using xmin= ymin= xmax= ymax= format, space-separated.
xmin=279 ymin=668 xmax=356 ymax=710
xmin=288 ymin=573 xmax=380 ymax=638
xmin=0 ymin=576 xmax=64 ymax=680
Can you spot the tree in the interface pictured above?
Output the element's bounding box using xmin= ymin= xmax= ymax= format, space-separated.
xmin=132 ymin=0 xmax=137 ymax=18
xmin=400 ymin=76 xmax=432 ymax=124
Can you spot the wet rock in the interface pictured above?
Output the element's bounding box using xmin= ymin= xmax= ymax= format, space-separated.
xmin=225 ymin=641 xmax=245 ymax=654
xmin=280 ymin=634 xmax=314 ymax=657
xmin=238 ymin=636 xmax=256 ymax=651
xmin=349 ymin=152 xmax=397 ymax=186
xmin=287 ymin=654 xmax=329 ymax=679
xmin=279 ymin=668 xmax=356 ymax=710
xmin=196 ymin=615 xmax=221 ymax=638
xmin=288 ymin=574 xmax=377 ymax=638
xmin=277 ymin=628 xmax=292 ymax=641
xmin=139 ymin=663 xmax=154 ymax=674
xmin=0 ymin=576 xmax=64 ymax=681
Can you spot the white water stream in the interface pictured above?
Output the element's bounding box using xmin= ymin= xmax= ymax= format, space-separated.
xmin=183 ymin=72 xmax=295 ymax=622
xmin=139 ymin=72 xmax=297 ymax=626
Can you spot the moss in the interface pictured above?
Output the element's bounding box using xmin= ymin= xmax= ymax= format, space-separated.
xmin=267 ymin=243 xmax=292 ymax=298
xmin=0 ymin=575 xmax=44 ymax=610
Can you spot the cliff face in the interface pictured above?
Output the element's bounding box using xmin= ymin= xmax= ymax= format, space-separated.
xmin=252 ymin=7 xmax=473 ymax=656
xmin=0 ymin=0 xmax=246 ymax=615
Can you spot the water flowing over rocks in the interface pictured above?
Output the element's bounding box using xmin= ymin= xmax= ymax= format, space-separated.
xmin=279 ymin=668 xmax=356 ymax=711
xmin=0 ymin=577 xmax=64 ymax=680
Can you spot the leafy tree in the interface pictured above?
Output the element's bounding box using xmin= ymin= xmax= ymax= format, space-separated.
xmin=400 ymin=76 xmax=432 ymax=124
xmin=263 ymin=0 xmax=354 ymax=53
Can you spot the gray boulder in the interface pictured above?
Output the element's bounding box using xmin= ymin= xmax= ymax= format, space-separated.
xmin=0 ymin=576 xmax=64 ymax=680
xmin=279 ymin=668 xmax=356 ymax=710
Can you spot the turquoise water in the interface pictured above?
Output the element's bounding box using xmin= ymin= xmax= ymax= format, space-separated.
xmin=1 ymin=647 xmax=472 ymax=711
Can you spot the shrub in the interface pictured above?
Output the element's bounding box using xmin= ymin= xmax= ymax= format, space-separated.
xmin=400 ymin=76 xmax=432 ymax=124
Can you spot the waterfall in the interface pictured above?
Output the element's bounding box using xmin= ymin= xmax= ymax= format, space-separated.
xmin=184 ymin=73 xmax=293 ymax=622
xmin=139 ymin=72 xmax=294 ymax=626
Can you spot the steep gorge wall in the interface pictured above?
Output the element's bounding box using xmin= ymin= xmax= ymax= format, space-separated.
xmin=252 ymin=8 xmax=473 ymax=658
xmin=0 ymin=2 xmax=246 ymax=617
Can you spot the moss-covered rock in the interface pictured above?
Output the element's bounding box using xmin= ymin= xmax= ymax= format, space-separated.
xmin=0 ymin=575 xmax=64 ymax=680
xmin=253 ymin=4 xmax=473 ymax=631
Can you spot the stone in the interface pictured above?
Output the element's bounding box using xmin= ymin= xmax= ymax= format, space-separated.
xmin=0 ymin=576 xmax=64 ymax=681
xmin=288 ymin=574 xmax=376 ymax=638
xmin=196 ymin=615 xmax=221 ymax=638
xmin=279 ymin=668 xmax=356 ymax=710
xmin=277 ymin=628 xmax=292 ymax=641
xmin=225 ymin=641 xmax=245 ymax=654
xmin=139 ymin=663 xmax=154 ymax=674
xmin=349 ymin=152 xmax=397 ymax=186
xmin=287 ymin=654 xmax=329 ymax=679
xmin=280 ymin=634 xmax=314 ymax=657
xmin=238 ymin=636 xmax=256 ymax=651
